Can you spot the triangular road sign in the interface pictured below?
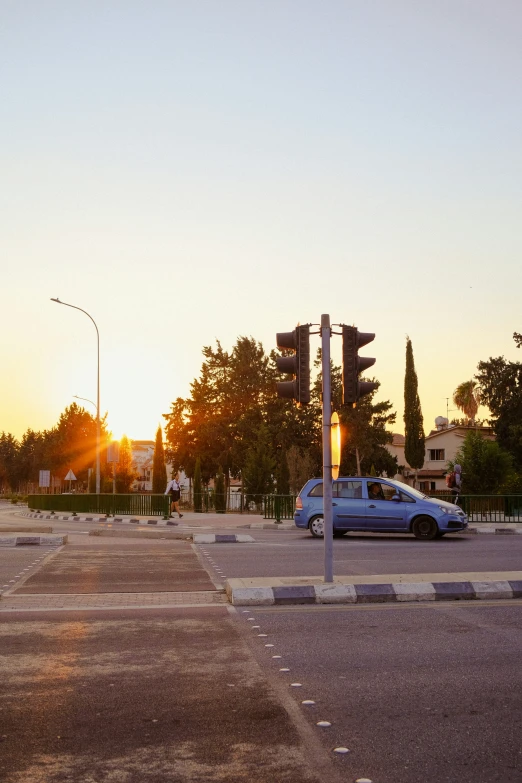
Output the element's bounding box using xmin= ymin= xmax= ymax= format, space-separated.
xmin=64 ymin=469 xmax=77 ymax=481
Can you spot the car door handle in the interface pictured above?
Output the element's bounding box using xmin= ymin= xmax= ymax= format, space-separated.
xmin=368 ymin=504 xmax=376 ymax=508
xmin=332 ymin=503 xmax=337 ymax=506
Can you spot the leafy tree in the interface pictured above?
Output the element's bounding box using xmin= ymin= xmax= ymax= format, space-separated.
xmin=152 ymin=426 xmax=167 ymax=493
xmin=193 ymin=457 xmax=203 ymax=512
xmin=340 ymin=389 xmax=397 ymax=477
xmin=164 ymin=336 xmax=320 ymax=484
xmin=164 ymin=334 xmax=397 ymax=495
xmin=286 ymin=445 xmax=315 ymax=495
xmin=17 ymin=429 xmax=46 ymax=489
xmin=403 ymin=338 xmax=425 ymax=477
xmin=115 ymin=435 xmax=137 ymax=493
xmin=0 ymin=432 xmax=19 ymax=491
xmin=475 ymin=355 xmax=522 ymax=468
xmin=312 ymin=351 xmax=397 ymax=477
xmin=53 ymin=403 xmax=99 ymax=482
xmin=452 ymin=431 xmax=515 ymax=494
xmin=214 ymin=466 xmax=226 ymax=513
xmin=514 ymin=332 xmax=522 ymax=349
xmin=242 ymin=425 xmax=275 ymax=500
xmin=453 ymin=380 xmax=481 ymax=423
xmin=275 ymin=447 xmax=290 ymax=494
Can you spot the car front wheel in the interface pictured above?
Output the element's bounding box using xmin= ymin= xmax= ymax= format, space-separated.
xmin=412 ymin=515 xmax=438 ymax=540
xmin=309 ymin=516 xmax=324 ymax=538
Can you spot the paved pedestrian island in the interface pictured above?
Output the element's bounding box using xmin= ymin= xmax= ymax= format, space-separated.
xmin=226 ymin=571 xmax=522 ymax=605
xmin=8 ymin=542 xmax=216 ymax=595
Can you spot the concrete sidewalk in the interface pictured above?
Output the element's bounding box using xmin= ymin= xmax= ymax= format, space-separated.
xmin=19 ymin=510 xmax=289 ymax=529
xmin=226 ymin=571 xmax=522 ymax=606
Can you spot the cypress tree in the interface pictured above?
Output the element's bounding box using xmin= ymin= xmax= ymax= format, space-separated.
xmin=152 ymin=426 xmax=167 ymax=493
xmin=404 ymin=337 xmax=425 ymax=478
xmin=215 ymin=466 xmax=226 ymax=513
xmin=193 ymin=457 xmax=203 ymax=512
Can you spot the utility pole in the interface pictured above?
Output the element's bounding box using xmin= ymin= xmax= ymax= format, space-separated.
xmin=321 ymin=314 xmax=334 ymax=583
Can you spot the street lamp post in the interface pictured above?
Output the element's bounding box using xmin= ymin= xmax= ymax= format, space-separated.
xmin=51 ymin=298 xmax=101 ymax=494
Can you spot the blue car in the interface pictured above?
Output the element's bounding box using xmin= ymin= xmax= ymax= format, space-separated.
xmin=294 ymin=477 xmax=468 ymax=540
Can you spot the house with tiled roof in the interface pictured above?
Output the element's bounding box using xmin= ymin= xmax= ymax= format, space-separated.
xmin=386 ymin=421 xmax=495 ymax=492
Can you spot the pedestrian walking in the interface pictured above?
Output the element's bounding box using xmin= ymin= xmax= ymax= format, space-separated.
xmin=446 ymin=464 xmax=462 ymax=504
xmin=165 ymin=472 xmax=183 ymax=518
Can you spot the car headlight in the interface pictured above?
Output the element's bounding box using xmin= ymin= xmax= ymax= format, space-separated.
xmin=438 ymin=506 xmax=450 ymax=514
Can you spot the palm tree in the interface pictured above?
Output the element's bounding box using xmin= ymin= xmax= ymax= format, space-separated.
xmin=453 ymin=381 xmax=481 ymax=423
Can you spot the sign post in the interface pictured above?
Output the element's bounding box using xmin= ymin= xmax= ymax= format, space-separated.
xmin=64 ymin=469 xmax=77 ymax=493
xmin=39 ymin=470 xmax=50 ymax=488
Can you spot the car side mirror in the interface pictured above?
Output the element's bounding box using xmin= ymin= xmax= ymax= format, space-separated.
xmin=391 ymin=494 xmax=401 ymax=502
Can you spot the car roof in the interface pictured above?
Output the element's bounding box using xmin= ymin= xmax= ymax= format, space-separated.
xmin=308 ymin=476 xmax=396 ymax=481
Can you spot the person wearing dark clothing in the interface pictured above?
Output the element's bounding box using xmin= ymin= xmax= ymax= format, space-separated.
xmin=165 ymin=472 xmax=183 ymax=518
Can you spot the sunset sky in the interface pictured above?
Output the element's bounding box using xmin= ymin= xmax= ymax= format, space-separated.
xmin=2 ymin=1 xmax=521 ymax=443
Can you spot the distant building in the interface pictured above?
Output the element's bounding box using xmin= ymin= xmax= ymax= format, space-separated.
xmin=131 ymin=440 xmax=187 ymax=493
xmin=386 ymin=418 xmax=495 ymax=492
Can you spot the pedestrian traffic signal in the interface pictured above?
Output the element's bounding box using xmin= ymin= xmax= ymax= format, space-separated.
xmin=276 ymin=325 xmax=311 ymax=405
xmin=342 ymin=325 xmax=378 ymax=405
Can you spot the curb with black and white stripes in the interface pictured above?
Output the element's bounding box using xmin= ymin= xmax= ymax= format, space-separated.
xmin=227 ymin=579 xmax=522 ymax=606
xmin=0 ymin=534 xmax=68 ymax=547
xmin=22 ymin=512 xmax=177 ymax=525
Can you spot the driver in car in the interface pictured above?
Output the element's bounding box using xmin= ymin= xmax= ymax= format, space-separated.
xmin=368 ymin=482 xmax=385 ymax=501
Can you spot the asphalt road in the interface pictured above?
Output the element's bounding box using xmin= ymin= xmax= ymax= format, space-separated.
xmin=2 ymin=501 xmax=521 ymax=782
xmin=0 ymin=606 xmax=340 ymax=783
xmin=194 ymin=532 xmax=522 ymax=581
xmin=237 ymin=600 xmax=522 ymax=783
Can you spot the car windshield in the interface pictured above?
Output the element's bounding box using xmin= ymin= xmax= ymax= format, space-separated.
xmin=390 ymin=479 xmax=429 ymax=499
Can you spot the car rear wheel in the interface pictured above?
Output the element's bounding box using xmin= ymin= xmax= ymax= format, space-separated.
xmin=412 ymin=515 xmax=438 ymax=540
xmin=309 ymin=516 xmax=324 ymax=538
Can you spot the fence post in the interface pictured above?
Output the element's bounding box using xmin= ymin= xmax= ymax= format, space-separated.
xmin=275 ymin=495 xmax=282 ymax=524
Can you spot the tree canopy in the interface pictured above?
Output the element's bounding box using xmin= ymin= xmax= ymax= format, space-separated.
xmin=453 ymin=380 xmax=481 ymax=422
xmin=475 ymin=354 xmax=522 ymax=469
xmin=0 ymin=404 xmax=110 ymax=492
xmin=453 ymin=431 xmax=515 ymax=495
xmin=164 ymin=335 xmax=398 ymax=488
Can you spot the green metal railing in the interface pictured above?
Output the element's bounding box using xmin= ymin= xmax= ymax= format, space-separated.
xmin=29 ymin=492 xmax=521 ymax=523
xmin=445 ymin=494 xmax=522 ymax=522
xmin=264 ymin=493 xmax=522 ymax=523
xmin=28 ymin=494 xmax=170 ymax=517
xmin=263 ymin=495 xmax=296 ymax=521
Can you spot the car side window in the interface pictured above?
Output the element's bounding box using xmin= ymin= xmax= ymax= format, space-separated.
xmin=380 ymin=483 xmax=399 ymax=501
xmin=336 ymin=481 xmax=363 ymax=499
xmin=308 ymin=483 xmax=323 ymax=497
xmin=367 ymin=482 xmax=397 ymax=501
xmin=399 ymin=491 xmax=415 ymax=503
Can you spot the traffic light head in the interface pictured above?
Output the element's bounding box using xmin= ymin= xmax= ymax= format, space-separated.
xmin=276 ymin=325 xmax=311 ymax=405
xmin=342 ymin=325 xmax=378 ymax=405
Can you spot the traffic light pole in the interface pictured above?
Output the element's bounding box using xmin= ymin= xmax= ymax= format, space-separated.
xmin=276 ymin=314 xmax=376 ymax=584
xmin=321 ymin=314 xmax=334 ymax=583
